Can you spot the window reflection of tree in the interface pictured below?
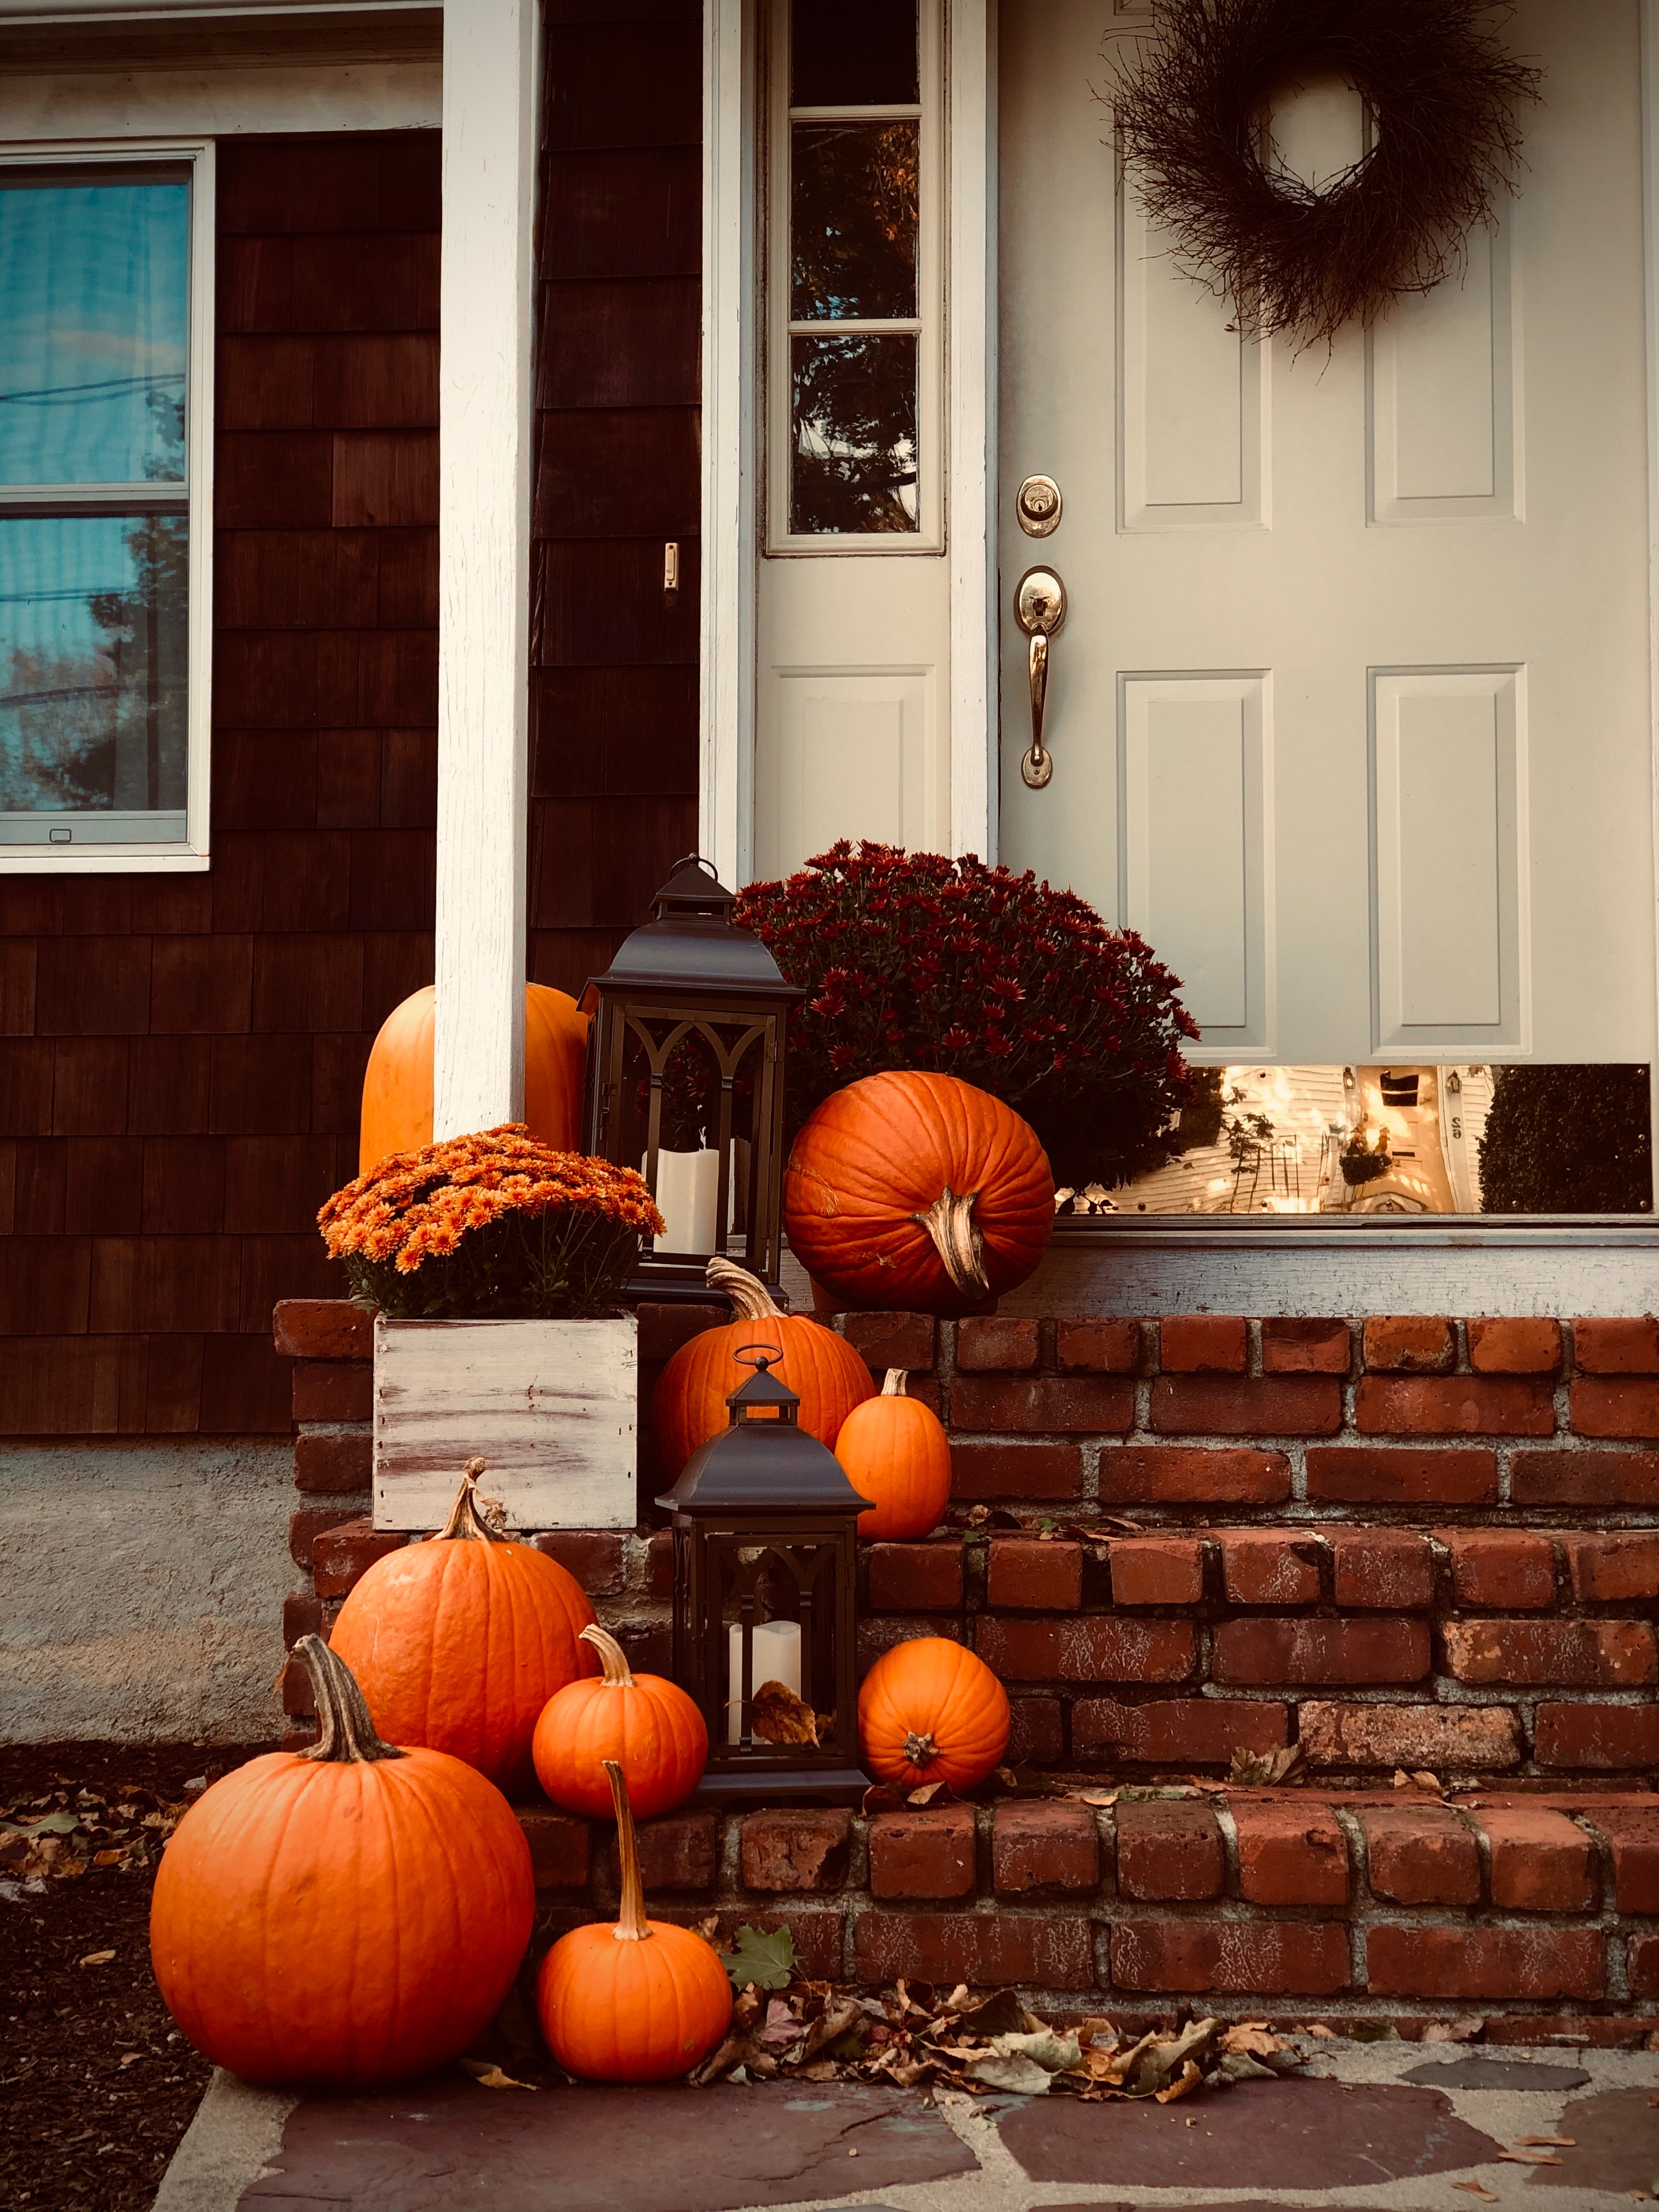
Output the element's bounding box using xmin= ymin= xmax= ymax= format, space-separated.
xmin=792 ymin=335 xmax=918 ymax=533
xmin=791 ymin=123 xmax=918 ymax=319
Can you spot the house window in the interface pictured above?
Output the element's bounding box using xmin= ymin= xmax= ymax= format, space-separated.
xmin=768 ymin=0 xmax=942 ymax=549
xmin=0 ymin=149 xmax=212 ymax=871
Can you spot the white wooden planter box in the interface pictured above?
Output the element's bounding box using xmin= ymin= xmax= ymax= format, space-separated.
xmin=373 ymin=1314 xmax=637 ymax=1532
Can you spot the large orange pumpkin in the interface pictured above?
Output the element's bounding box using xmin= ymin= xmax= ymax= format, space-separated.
xmin=533 ymin=1623 xmax=708 ymax=1820
xmin=358 ymin=982 xmax=590 ymax=1176
xmin=329 ymin=1458 xmax=599 ymax=1793
xmin=783 ymin=1071 xmax=1054 ymax=1316
xmin=652 ymin=1256 xmax=875 ymax=1480
xmin=151 ymin=1636 xmax=533 ymax=2087
xmin=857 ymin=1636 xmax=1010 ymax=1793
xmin=836 ymin=1368 xmax=952 ymax=1539
xmin=537 ymin=1760 xmax=732 ymax=2082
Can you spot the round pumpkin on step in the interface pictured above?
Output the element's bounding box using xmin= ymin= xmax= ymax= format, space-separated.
xmin=357 ymin=982 xmax=589 ymax=1176
xmin=537 ymin=1759 xmax=732 ymax=2083
xmin=329 ymin=1458 xmax=599 ymax=1793
xmin=857 ymin=1635 xmax=1009 ymax=1793
xmin=783 ymin=1070 xmax=1054 ymax=1317
xmin=834 ymin=1368 xmax=952 ymax=1539
xmin=651 ymin=1255 xmax=874 ymax=1480
xmin=151 ymin=1635 xmax=534 ymax=2087
xmin=532 ymin=1622 xmax=708 ymax=1820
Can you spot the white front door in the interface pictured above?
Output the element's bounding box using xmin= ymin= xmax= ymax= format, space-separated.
xmin=997 ymin=0 xmax=1654 ymax=1070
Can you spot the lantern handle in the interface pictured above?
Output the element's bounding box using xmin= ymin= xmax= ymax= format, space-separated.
xmin=732 ymin=1341 xmax=783 ymax=1371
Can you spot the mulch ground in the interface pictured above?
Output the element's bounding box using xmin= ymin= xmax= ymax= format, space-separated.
xmin=2 ymin=1742 xmax=274 ymax=2212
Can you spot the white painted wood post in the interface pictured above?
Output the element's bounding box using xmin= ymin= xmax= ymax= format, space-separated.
xmin=433 ymin=0 xmax=538 ymax=1136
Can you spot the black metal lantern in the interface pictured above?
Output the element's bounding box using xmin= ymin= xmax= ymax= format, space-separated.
xmin=658 ymin=1348 xmax=869 ymax=1803
xmin=581 ymin=854 xmax=804 ymax=1304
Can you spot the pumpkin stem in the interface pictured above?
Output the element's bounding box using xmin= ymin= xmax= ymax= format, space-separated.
xmin=605 ymin=1758 xmax=651 ymax=1942
xmin=706 ymin=1255 xmax=782 ymax=1321
xmin=910 ymin=1187 xmax=990 ymax=1301
xmin=902 ymin=1729 xmax=939 ymax=1770
xmin=580 ymin=1622 xmax=636 ymax=1688
xmin=437 ymin=1457 xmax=509 ymax=1542
xmin=294 ymin=1635 xmax=405 ymax=1764
xmin=881 ymin=1367 xmax=909 ymax=1398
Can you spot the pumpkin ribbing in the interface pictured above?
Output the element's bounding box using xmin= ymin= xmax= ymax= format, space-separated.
xmin=532 ymin=1623 xmax=707 ymax=1820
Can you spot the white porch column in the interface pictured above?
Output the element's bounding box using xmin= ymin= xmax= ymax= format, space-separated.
xmin=433 ymin=0 xmax=538 ymax=1136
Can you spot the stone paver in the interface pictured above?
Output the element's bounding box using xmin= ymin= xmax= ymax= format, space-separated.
xmin=998 ymin=2078 xmax=1500 ymax=2190
xmin=154 ymin=2038 xmax=1659 ymax=2212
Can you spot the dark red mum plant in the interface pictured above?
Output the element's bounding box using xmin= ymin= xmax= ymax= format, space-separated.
xmin=732 ymin=843 xmax=1199 ymax=1189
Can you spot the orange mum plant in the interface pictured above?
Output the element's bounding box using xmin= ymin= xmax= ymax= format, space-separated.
xmin=318 ymin=1124 xmax=665 ymax=1320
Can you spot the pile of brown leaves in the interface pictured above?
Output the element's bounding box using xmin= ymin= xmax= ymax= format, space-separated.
xmin=689 ymin=1972 xmax=1305 ymax=2103
xmin=0 ymin=1779 xmax=193 ymax=1889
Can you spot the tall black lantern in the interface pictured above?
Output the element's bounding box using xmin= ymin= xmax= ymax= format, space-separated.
xmin=658 ymin=1350 xmax=870 ymax=1803
xmin=581 ymin=855 xmax=803 ymax=1304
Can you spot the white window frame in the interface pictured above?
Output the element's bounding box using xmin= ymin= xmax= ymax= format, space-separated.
xmin=0 ymin=134 xmax=215 ymax=876
xmin=764 ymin=0 xmax=945 ymax=556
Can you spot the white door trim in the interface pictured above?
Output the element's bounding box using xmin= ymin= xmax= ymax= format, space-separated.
xmin=700 ymin=0 xmax=757 ymax=890
xmin=699 ymin=0 xmax=1000 ymax=878
xmin=947 ymin=0 xmax=996 ymax=860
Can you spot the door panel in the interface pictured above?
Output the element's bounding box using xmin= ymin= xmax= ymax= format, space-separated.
xmin=998 ymin=0 xmax=1652 ymax=1070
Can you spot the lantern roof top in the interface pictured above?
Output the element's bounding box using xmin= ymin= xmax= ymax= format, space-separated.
xmin=583 ymin=855 xmax=804 ymax=1006
xmin=655 ymin=1357 xmax=869 ymax=1517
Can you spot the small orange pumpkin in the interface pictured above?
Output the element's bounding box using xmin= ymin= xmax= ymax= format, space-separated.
xmin=358 ymin=982 xmax=590 ymax=1176
xmin=857 ymin=1635 xmax=1010 ymax=1793
xmin=533 ymin=1623 xmax=708 ymax=1820
xmin=537 ymin=1759 xmax=733 ymax=2082
xmin=835 ymin=1368 xmax=952 ymax=1539
xmin=329 ymin=1458 xmax=599 ymax=1794
xmin=151 ymin=1637 xmax=534 ymax=2087
xmin=652 ymin=1256 xmax=875 ymax=1480
xmin=784 ymin=1070 xmax=1054 ymax=1316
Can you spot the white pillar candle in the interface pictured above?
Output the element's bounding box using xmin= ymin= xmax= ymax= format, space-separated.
xmin=726 ymin=1617 xmax=803 ymax=1745
xmin=648 ymin=1147 xmax=720 ymax=1255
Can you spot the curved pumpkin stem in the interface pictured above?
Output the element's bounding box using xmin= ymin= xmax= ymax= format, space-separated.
xmin=605 ymin=1758 xmax=651 ymax=1943
xmin=902 ymin=1730 xmax=939 ymax=1771
xmin=910 ymin=1187 xmax=990 ymax=1301
xmin=295 ymin=1634 xmax=405 ymax=1764
xmin=438 ymin=1457 xmax=509 ymax=1542
xmin=580 ymin=1622 xmax=636 ymax=1688
xmin=706 ymin=1255 xmax=782 ymax=1321
xmin=881 ymin=1368 xmax=909 ymax=1398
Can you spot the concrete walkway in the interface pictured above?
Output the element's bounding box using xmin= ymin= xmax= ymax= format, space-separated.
xmin=153 ymin=2038 xmax=1659 ymax=2212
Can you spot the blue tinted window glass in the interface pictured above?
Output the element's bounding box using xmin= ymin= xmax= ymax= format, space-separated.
xmin=0 ymin=513 xmax=189 ymax=825
xmin=0 ymin=172 xmax=189 ymax=487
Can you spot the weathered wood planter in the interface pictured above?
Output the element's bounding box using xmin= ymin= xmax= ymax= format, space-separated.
xmin=372 ymin=1314 xmax=637 ymax=1532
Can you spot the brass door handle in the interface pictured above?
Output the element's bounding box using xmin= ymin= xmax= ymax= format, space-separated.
xmin=1014 ymin=566 xmax=1066 ymax=789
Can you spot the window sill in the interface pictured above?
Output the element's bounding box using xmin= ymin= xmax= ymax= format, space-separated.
xmin=0 ymin=849 xmax=208 ymax=874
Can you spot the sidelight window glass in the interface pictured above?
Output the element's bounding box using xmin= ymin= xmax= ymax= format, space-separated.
xmin=772 ymin=0 xmax=938 ymax=546
xmin=0 ymin=156 xmax=208 ymax=868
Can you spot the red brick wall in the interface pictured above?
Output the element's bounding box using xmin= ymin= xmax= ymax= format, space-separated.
xmin=277 ymin=1301 xmax=1659 ymax=1784
xmin=0 ymin=133 xmax=441 ymax=1437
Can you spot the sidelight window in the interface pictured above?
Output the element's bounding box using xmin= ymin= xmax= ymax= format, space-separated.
xmin=768 ymin=0 xmax=942 ymax=549
xmin=0 ymin=148 xmax=212 ymax=871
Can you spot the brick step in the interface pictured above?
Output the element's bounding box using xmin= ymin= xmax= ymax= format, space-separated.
xmin=510 ymin=1788 xmax=1659 ymax=2029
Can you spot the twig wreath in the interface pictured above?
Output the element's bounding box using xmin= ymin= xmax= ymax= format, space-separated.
xmin=1111 ymin=0 xmax=1541 ymax=349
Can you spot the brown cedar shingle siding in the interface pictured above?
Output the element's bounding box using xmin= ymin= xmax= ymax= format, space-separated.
xmin=529 ymin=0 xmax=703 ymax=997
xmin=0 ymin=131 xmax=441 ymax=1436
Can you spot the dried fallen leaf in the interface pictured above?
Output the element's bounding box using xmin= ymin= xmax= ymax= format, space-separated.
xmin=78 ymin=1949 xmax=115 ymax=1967
xmin=1304 ymin=2022 xmax=1335 ymax=2038
xmin=907 ymin=1781 xmax=949 ymax=1807
xmin=749 ymin=1680 xmax=820 ymax=1747
xmin=1453 ymin=2186 xmax=1500 ymax=2203
xmin=1229 ymin=1743 xmax=1306 ymax=1787
xmin=1154 ymin=2059 xmax=1203 ymax=2104
xmin=458 ymin=2059 xmax=535 ymax=2091
xmin=1516 ymin=2136 xmax=1575 ymax=2148
xmin=861 ymin=1784 xmax=904 ymax=1815
xmin=1071 ymin=1789 xmax=1119 ymax=1809
xmin=1392 ymin=1768 xmax=1443 ymax=1793
xmin=1423 ymin=2015 xmax=1486 ymax=2045
xmin=1500 ymin=2149 xmax=1562 ymax=2165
